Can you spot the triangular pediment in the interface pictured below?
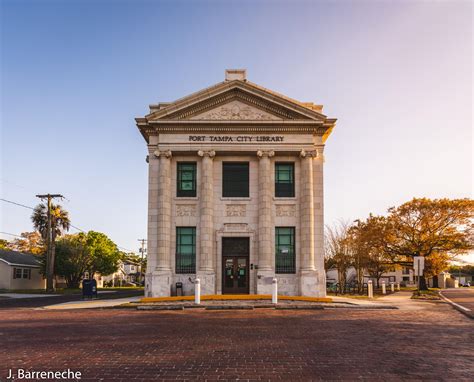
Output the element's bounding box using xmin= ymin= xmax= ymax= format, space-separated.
xmin=190 ymin=100 xmax=282 ymax=121
xmin=145 ymin=81 xmax=327 ymax=122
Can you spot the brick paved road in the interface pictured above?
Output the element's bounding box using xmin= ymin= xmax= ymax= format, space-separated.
xmin=0 ymin=302 xmax=472 ymax=381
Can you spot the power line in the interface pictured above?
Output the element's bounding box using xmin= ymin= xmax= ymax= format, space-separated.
xmin=0 ymin=198 xmax=34 ymax=210
xmin=1 ymin=197 xmax=135 ymax=253
xmin=0 ymin=231 xmax=23 ymax=238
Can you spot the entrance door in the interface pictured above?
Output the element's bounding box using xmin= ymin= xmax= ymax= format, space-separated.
xmin=222 ymin=237 xmax=249 ymax=294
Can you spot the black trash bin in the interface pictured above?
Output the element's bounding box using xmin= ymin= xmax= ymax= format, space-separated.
xmin=176 ymin=282 xmax=183 ymax=296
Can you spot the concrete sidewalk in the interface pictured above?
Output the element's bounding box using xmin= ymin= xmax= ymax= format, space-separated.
xmin=41 ymin=297 xmax=141 ymax=310
xmin=333 ymin=291 xmax=436 ymax=311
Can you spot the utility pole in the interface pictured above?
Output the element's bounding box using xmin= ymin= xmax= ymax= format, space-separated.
xmin=138 ymin=239 xmax=147 ymax=285
xmin=36 ymin=193 xmax=63 ymax=292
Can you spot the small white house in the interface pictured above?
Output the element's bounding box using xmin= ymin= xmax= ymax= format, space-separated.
xmin=0 ymin=249 xmax=46 ymax=290
xmin=102 ymin=259 xmax=142 ymax=286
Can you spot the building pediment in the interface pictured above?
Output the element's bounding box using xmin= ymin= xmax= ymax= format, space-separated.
xmin=136 ymin=71 xmax=337 ymax=142
xmin=189 ymin=100 xmax=282 ymax=121
xmin=144 ymin=81 xmax=327 ymax=122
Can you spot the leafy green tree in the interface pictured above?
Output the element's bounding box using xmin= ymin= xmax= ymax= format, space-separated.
xmin=54 ymin=231 xmax=121 ymax=288
xmin=85 ymin=231 xmax=121 ymax=277
xmin=55 ymin=235 xmax=89 ymax=288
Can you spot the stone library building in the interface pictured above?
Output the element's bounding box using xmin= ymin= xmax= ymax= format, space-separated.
xmin=136 ymin=69 xmax=336 ymax=297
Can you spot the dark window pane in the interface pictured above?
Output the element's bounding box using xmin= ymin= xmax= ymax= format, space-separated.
xmin=223 ymin=162 xmax=249 ymax=197
xmin=275 ymin=163 xmax=295 ymax=197
xmin=275 ymin=227 xmax=296 ymax=274
xmin=176 ymin=227 xmax=196 ymax=273
xmin=177 ymin=162 xmax=197 ymax=197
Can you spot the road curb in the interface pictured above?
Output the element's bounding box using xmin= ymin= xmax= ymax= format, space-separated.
xmin=439 ymin=292 xmax=473 ymax=319
xmin=130 ymin=303 xmax=399 ymax=311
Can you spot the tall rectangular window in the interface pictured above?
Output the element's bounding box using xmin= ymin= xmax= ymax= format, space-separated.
xmin=177 ymin=162 xmax=197 ymax=197
xmin=275 ymin=162 xmax=295 ymax=197
xmin=222 ymin=162 xmax=249 ymax=197
xmin=275 ymin=227 xmax=296 ymax=274
xmin=176 ymin=227 xmax=196 ymax=273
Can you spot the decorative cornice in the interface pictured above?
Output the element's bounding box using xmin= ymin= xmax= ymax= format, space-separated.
xmin=257 ymin=150 xmax=275 ymax=158
xmin=137 ymin=125 xmax=331 ymax=142
xmin=197 ymin=150 xmax=216 ymax=158
xmin=153 ymin=149 xmax=172 ymax=158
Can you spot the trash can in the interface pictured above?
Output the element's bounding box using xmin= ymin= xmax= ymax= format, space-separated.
xmin=176 ymin=282 xmax=183 ymax=296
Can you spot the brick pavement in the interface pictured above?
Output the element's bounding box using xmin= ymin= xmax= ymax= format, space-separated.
xmin=0 ymin=301 xmax=472 ymax=381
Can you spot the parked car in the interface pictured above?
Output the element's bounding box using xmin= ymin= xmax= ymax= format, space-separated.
xmin=461 ymin=282 xmax=471 ymax=287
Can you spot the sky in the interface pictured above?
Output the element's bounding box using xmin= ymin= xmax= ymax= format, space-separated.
xmin=1 ymin=0 xmax=472 ymax=257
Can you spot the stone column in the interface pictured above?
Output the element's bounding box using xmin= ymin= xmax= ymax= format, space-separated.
xmin=313 ymin=146 xmax=326 ymax=297
xmin=299 ymin=149 xmax=319 ymax=296
xmin=197 ymin=150 xmax=216 ymax=295
xmin=145 ymin=144 xmax=159 ymax=298
xmin=151 ymin=149 xmax=172 ymax=296
xmin=257 ymin=150 xmax=275 ymax=294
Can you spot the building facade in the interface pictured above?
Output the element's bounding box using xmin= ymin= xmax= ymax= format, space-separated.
xmin=136 ymin=70 xmax=336 ymax=297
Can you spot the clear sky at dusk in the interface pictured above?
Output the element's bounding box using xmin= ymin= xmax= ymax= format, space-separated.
xmin=1 ymin=0 xmax=472 ymax=254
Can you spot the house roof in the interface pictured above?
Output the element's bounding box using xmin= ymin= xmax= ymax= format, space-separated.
xmin=0 ymin=249 xmax=41 ymax=267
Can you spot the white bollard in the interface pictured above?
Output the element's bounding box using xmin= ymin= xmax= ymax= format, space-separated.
xmin=390 ymin=282 xmax=395 ymax=292
xmin=194 ymin=278 xmax=201 ymax=305
xmin=367 ymin=280 xmax=373 ymax=298
xmin=396 ymin=282 xmax=400 ymax=291
xmin=272 ymin=278 xmax=278 ymax=304
xmin=382 ymin=281 xmax=386 ymax=294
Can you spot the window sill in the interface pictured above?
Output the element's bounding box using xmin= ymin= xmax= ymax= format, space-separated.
xmin=174 ymin=197 xmax=199 ymax=201
xmin=220 ymin=197 xmax=252 ymax=201
xmin=273 ymin=197 xmax=297 ymax=201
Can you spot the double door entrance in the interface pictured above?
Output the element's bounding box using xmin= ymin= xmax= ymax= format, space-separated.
xmin=222 ymin=237 xmax=249 ymax=294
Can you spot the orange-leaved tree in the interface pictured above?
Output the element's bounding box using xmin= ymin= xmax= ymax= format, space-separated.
xmin=383 ymin=198 xmax=474 ymax=290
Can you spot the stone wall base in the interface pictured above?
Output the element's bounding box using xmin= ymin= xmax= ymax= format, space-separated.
xmin=145 ymin=270 xmax=172 ymax=297
xmin=256 ymin=270 xmax=275 ymax=295
xmin=300 ymin=269 xmax=326 ymax=297
xmin=196 ymin=272 xmax=216 ymax=295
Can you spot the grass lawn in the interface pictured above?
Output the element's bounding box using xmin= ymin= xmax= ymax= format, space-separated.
xmin=411 ymin=289 xmax=441 ymax=300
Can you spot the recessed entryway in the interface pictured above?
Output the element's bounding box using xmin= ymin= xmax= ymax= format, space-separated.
xmin=222 ymin=237 xmax=250 ymax=294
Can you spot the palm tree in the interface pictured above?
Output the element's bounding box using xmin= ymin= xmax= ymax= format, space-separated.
xmin=32 ymin=203 xmax=70 ymax=291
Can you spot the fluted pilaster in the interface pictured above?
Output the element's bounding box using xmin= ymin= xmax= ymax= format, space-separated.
xmin=257 ymin=150 xmax=275 ymax=272
xmin=198 ymin=150 xmax=215 ymax=272
xmin=300 ymin=149 xmax=317 ymax=271
xmin=154 ymin=149 xmax=173 ymax=272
